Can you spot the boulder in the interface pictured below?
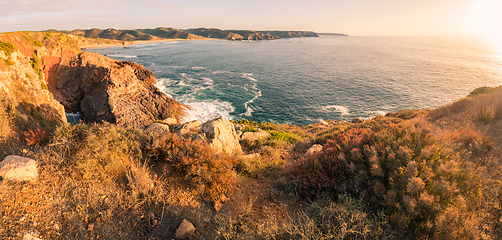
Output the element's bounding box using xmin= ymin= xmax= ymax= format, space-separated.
xmin=54 ymin=52 xmax=183 ymax=128
xmin=304 ymin=144 xmax=323 ymax=157
xmin=23 ymin=232 xmax=43 ymax=240
xmin=0 ymin=155 xmax=38 ymax=181
xmin=175 ymin=219 xmax=195 ymax=239
xmin=199 ymin=117 xmax=243 ymax=156
xmin=163 ymin=117 xmax=179 ymax=125
xmin=144 ymin=122 xmax=171 ymax=135
xmin=241 ymin=131 xmax=270 ymax=143
xmin=351 ymin=117 xmax=363 ymax=123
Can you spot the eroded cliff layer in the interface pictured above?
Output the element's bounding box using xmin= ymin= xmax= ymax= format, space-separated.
xmin=0 ymin=31 xmax=183 ymax=129
xmin=55 ymin=52 xmax=183 ymax=128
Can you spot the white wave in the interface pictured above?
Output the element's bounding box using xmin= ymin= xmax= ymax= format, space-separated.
xmin=361 ymin=110 xmax=388 ymax=120
xmin=154 ymin=78 xmax=174 ymax=98
xmin=242 ymin=73 xmax=258 ymax=82
xmin=107 ymin=54 xmax=138 ymax=58
xmin=211 ymin=70 xmax=231 ymax=74
xmin=180 ymin=100 xmax=235 ymax=124
xmin=190 ymin=66 xmax=205 ymax=70
xmin=241 ymin=73 xmax=262 ymax=116
xmin=320 ymin=105 xmax=350 ymax=115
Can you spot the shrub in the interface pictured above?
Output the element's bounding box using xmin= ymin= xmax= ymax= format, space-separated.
xmin=149 ymin=134 xmax=237 ymax=201
xmin=266 ymin=130 xmax=303 ymax=145
xmin=291 ymin=121 xmax=484 ymax=238
xmin=468 ymin=86 xmax=501 ymax=97
xmin=30 ymin=54 xmax=43 ymax=79
xmin=23 ymin=123 xmax=51 ymax=145
xmin=243 ymin=125 xmax=258 ymax=132
xmin=287 ymin=195 xmax=395 ymax=239
xmin=0 ymin=41 xmax=17 ymax=56
xmin=4 ymin=59 xmax=14 ymax=66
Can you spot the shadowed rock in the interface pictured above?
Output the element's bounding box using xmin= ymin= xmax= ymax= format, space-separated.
xmin=54 ymin=52 xmax=183 ymax=128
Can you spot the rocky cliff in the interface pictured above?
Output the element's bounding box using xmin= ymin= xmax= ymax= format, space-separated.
xmin=0 ymin=31 xmax=184 ymax=129
xmin=68 ymin=27 xmax=323 ymax=41
xmin=54 ymin=52 xmax=183 ymax=128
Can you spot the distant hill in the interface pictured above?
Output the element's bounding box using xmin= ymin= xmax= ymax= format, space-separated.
xmin=68 ymin=27 xmax=326 ymax=41
xmin=319 ymin=33 xmax=348 ymax=36
xmin=69 ymin=27 xmax=204 ymax=41
xmin=184 ymin=28 xmax=244 ymax=40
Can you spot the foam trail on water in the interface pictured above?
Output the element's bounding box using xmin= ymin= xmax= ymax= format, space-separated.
xmin=320 ymin=105 xmax=350 ymax=116
xmin=241 ymin=73 xmax=262 ymax=116
xmin=180 ymin=101 xmax=235 ymax=123
xmin=155 ymin=78 xmax=174 ymax=98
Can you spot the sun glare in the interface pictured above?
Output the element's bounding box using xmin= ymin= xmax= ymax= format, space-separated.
xmin=465 ymin=0 xmax=502 ymax=36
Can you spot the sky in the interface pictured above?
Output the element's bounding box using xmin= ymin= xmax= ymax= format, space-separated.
xmin=0 ymin=0 xmax=501 ymax=36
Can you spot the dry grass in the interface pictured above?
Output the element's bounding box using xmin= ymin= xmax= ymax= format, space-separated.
xmin=3 ymin=85 xmax=502 ymax=239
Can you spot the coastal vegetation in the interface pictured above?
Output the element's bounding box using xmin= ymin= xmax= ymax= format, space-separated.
xmin=1 ymin=31 xmax=502 ymax=239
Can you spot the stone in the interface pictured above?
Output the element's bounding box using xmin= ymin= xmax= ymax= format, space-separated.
xmin=163 ymin=117 xmax=179 ymax=125
xmin=199 ymin=117 xmax=243 ymax=156
xmin=175 ymin=219 xmax=196 ymax=239
xmin=144 ymin=122 xmax=171 ymax=135
xmin=241 ymin=131 xmax=270 ymax=143
xmin=304 ymin=144 xmax=323 ymax=157
xmin=177 ymin=120 xmax=201 ymax=136
xmin=22 ymin=232 xmax=43 ymax=240
xmin=0 ymin=155 xmax=38 ymax=181
xmin=213 ymin=201 xmax=223 ymax=212
xmin=351 ymin=117 xmax=363 ymax=123
xmin=54 ymin=52 xmax=183 ymax=128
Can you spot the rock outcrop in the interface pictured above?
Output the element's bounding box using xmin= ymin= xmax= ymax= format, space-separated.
xmin=175 ymin=219 xmax=195 ymax=239
xmin=241 ymin=131 xmax=270 ymax=143
xmin=304 ymin=144 xmax=323 ymax=157
xmin=144 ymin=123 xmax=171 ymax=135
xmin=199 ymin=117 xmax=243 ymax=156
xmin=0 ymin=46 xmax=67 ymax=126
xmin=54 ymin=52 xmax=183 ymax=128
xmin=0 ymin=155 xmax=38 ymax=181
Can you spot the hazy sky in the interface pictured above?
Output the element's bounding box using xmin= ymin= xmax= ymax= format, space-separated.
xmin=0 ymin=0 xmax=501 ymax=36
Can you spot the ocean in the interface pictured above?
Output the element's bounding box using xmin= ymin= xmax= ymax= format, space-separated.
xmin=88 ymin=36 xmax=502 ymax=126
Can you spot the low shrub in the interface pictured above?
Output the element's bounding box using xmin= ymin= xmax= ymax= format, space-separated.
xmin=287 ymin=195 xmax=395 ymax=239
xmin=149 ymin=134 xmax=237 ymax=201
xmin=0 ymin=41 xmax=17 ymax=56
xmin=4 ymin=59 xmax=14 ymax=66
xmin=23 ymin=123 xmax=51 ymax=145
xmin=243 ymin=125 xmax=258 ymax=132
xmin=291 ymin=121 xmax=484 ymax=238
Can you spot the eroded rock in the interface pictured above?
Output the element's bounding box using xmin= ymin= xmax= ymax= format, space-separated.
xmin=199 ymin=117 xmax=243 ymax=156
xmin=175 ymin=219 xmax=195 ymax=239
xmin=144 ymin=122 xmax=171 ymax=135
xmin=0 ymin=155 xmax=38 ymax=181
xmin=304 ymin=144 xmax=323 ymax=157
xmin=54 ymin=52 xmax=183 ymax=128
xmin=241 ymin=131 xmax=270 ymax=143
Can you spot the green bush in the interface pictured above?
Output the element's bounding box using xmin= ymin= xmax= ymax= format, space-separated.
xmin=4 ymin=59 xmax=14 ymax=66
xmin=0 ymin=41 xmax=17 ymax=56
xmin=243 ymin=125 xmax=258 ymax=132
xmin=30 ymin=54 xmax=43 ymax=79
xmin=266 ymin=130 xmax=303 ymax=144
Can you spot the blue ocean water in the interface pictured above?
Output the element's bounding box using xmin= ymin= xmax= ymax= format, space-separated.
xmin=89 ymin=36 xmax=502 ymax=125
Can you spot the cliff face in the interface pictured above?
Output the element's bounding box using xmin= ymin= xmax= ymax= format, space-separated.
xmin=54 ymin=52 xmax=183 ymax=128
xmin=0 ymin=41 xmax=67 ymax=133
xmin=0 ymin=31 xmax=184 ymax=129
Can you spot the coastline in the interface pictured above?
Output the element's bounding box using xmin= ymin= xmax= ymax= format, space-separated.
xmin=80 ymin=37 xmax=221 ymax=50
